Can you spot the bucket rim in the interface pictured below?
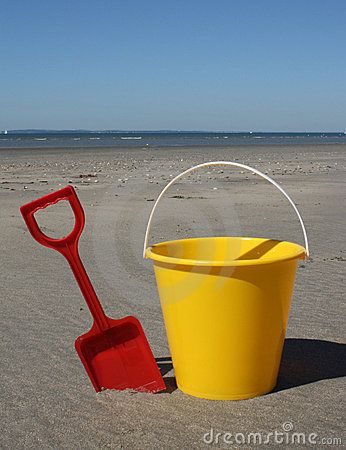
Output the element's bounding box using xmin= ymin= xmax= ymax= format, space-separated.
xmin=145 ymin=236 xmax=306 ymax=267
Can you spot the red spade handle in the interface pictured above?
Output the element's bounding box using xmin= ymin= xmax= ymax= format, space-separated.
xmin=20 ymin=185 xmax=84 ymax=249
xmin=20 ymin=186 xmax=109 ymax=331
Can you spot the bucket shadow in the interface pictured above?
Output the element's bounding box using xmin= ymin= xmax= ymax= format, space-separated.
xmin=274 ymin=338 xmax=346 ymax=392
xmin=156 ymin=339 xmax=346 ymax=395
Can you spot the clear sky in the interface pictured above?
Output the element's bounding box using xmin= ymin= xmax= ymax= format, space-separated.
xmin=1 ymin=0 xmax=345 ymax=131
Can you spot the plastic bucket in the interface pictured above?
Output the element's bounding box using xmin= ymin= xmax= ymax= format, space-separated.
xmin=144 ymin=162 xmax=309 ymax=400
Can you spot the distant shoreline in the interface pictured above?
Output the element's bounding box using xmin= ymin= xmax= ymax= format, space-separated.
xmin=1 ymin=131 xmax=346 ymax=150
xmin=3 ymin=129 xmax=346 ymax=134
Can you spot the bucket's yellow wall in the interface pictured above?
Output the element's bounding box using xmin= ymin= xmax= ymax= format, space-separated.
xmin=149 ymin=238 xmax=302 ymax=400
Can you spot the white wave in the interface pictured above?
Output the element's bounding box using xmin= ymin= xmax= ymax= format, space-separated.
xmin=121 ymin=136 xmax=142 ymax=140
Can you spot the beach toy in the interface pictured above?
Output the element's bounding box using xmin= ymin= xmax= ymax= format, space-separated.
xmin=20 ymin=186 xmax=165 ymax=393
xmin=144 ymin=161 xmax=309 ymax=400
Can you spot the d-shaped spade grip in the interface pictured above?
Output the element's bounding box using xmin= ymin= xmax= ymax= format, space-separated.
xmin=143 ymin=161 xmax=310 ymax=258
xmin=20 ymin=185 xmax=84 ymax=251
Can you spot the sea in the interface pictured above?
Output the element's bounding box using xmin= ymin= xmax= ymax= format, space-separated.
xmin=1 ymin=131 xmax=346 ymax=149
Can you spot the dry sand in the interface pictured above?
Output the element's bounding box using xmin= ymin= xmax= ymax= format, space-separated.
xmin=0 ymin=144 xmax=345 ymax=448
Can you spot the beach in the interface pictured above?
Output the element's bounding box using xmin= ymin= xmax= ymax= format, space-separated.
xmin=1 ymin=143 xmax=345 ymax=448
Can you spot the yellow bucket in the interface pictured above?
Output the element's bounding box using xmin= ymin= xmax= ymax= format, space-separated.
xmin=144 ymin=162 xmax=309 ymax=400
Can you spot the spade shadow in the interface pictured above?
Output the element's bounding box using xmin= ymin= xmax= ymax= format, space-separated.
xmin=155 ymin=356 xmax=177 ymax=394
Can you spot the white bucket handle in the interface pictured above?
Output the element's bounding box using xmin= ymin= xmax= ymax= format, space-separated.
xmin=143 ymin=161 xmax=309 ymax=258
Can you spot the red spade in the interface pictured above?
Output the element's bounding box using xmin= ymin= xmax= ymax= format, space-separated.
xmin=20 ymin=186 xmax=165 ymax=393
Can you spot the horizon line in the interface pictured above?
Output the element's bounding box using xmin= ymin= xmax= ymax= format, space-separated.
xmin=3 ymin=129 xmax=346 ymax=133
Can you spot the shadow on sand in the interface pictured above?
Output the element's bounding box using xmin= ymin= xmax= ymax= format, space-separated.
xmin=274 ymin=338 xmax=346 ymax=392
xmin=156 ymin=338 xmax=346 ymax=395
xmin=155 ymin=356 xmax=176 ymax=394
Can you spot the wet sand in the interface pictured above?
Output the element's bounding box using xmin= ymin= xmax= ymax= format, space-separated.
xmin=0 ymin=144 xmax=345 ymax=448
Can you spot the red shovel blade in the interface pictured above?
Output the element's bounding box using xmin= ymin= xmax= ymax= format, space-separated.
xmin=75 ymin=315 xmax=166 ymax=393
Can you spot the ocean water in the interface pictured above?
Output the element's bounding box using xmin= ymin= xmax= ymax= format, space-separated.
xmin=1 ymin=131 xmax=346 ymax=149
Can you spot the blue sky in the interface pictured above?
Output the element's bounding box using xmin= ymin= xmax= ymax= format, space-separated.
xmin=1 ymin=0 xmax=345 ymax=131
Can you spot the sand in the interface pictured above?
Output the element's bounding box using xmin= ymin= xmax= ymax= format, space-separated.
xmin=0 ymin=144 xmax=345 ymax=448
